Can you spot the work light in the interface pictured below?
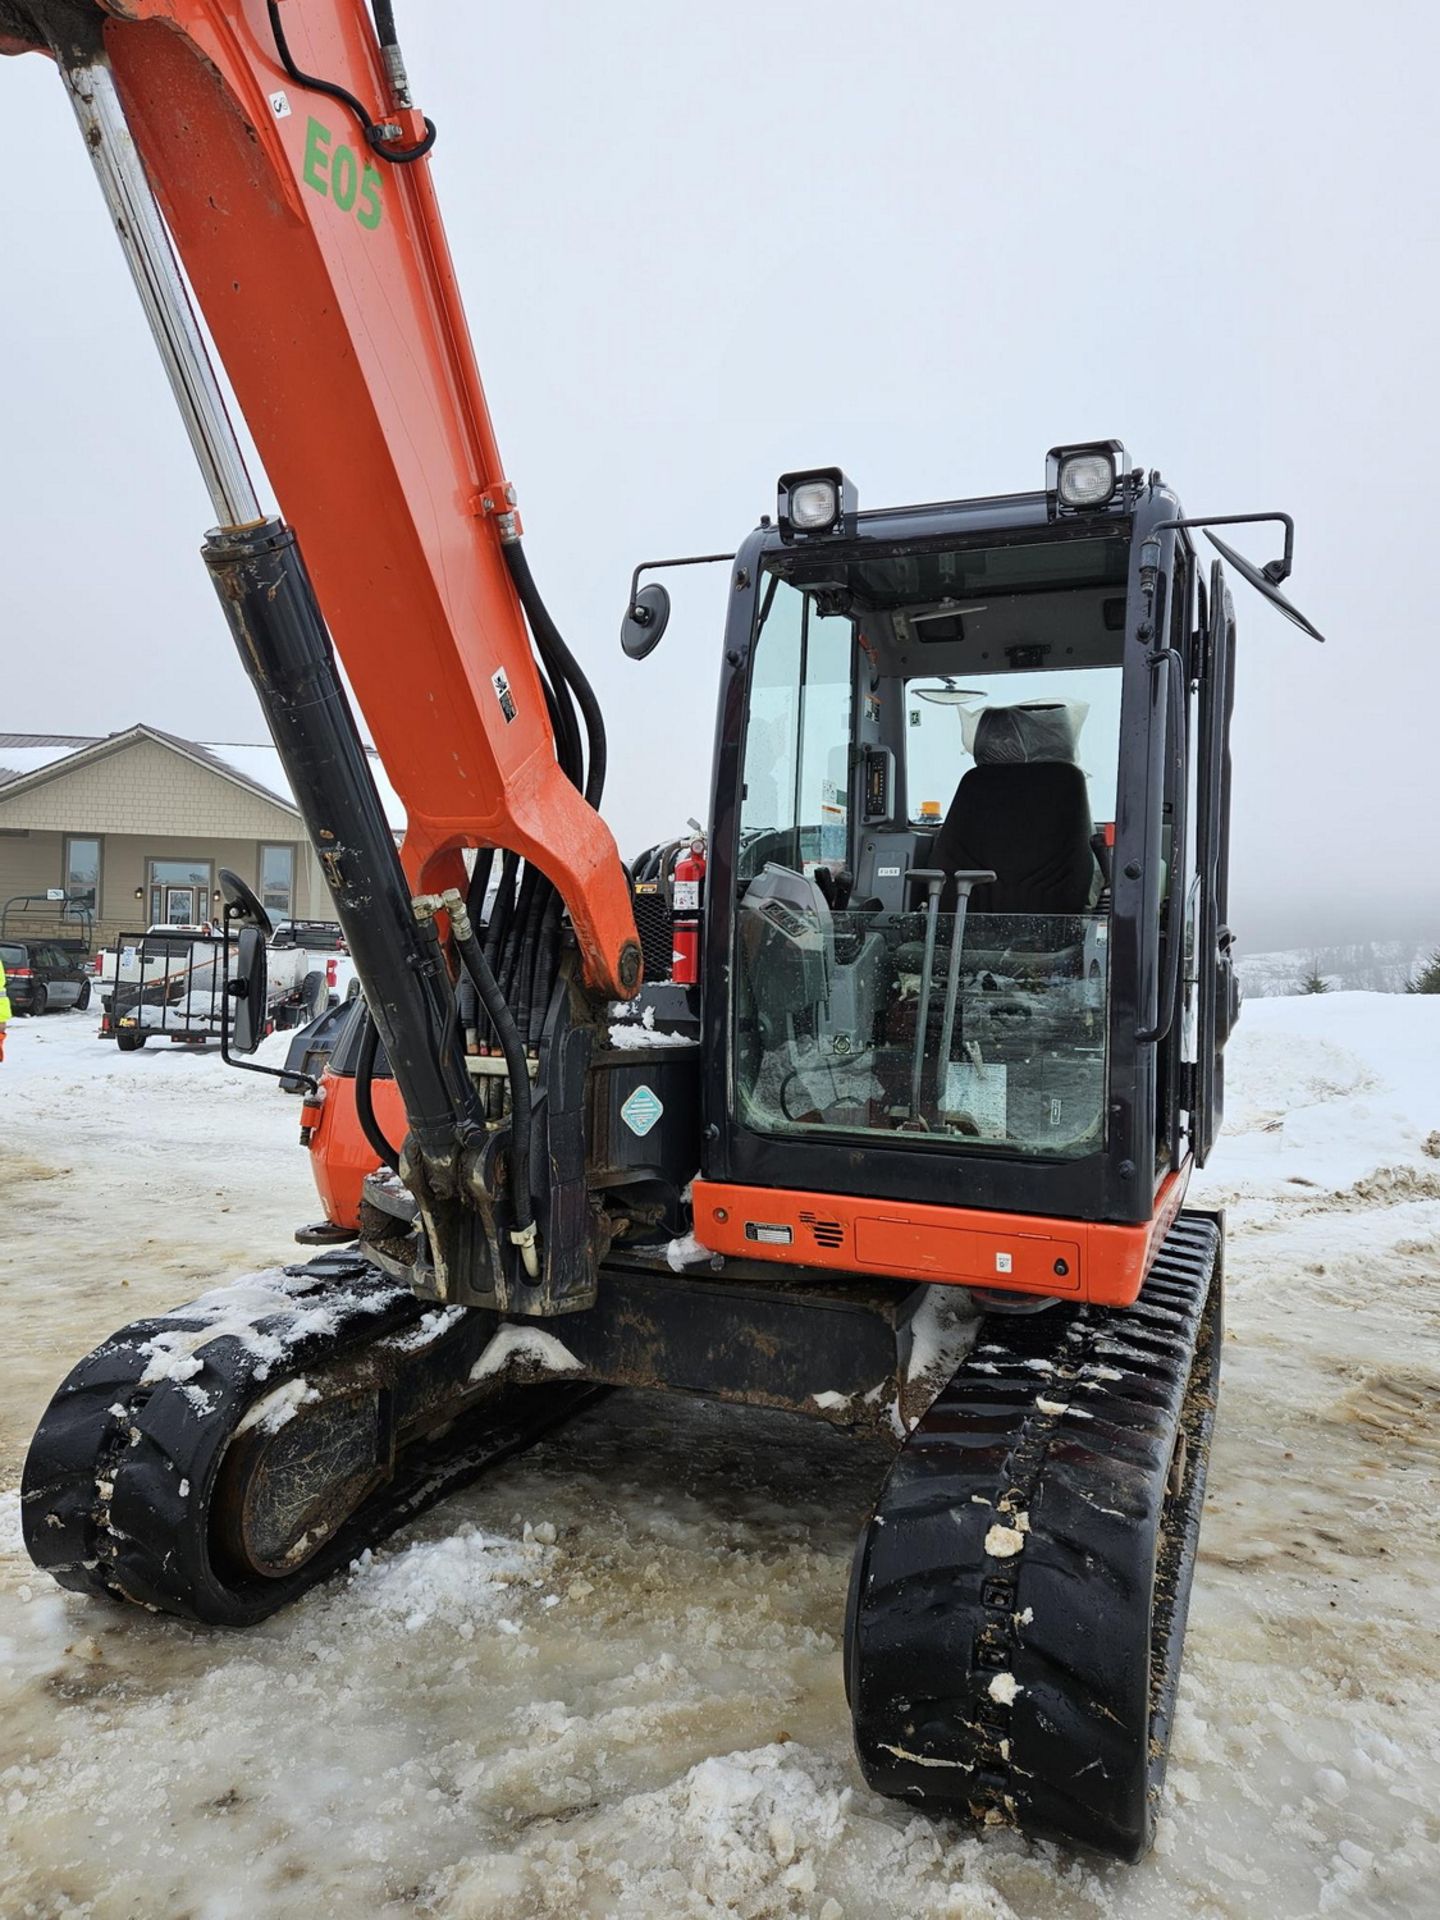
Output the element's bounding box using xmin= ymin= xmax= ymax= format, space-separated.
xmin=1045 ymin=440 xmax=1128 ymax=516
xmin=777 ymin=467 xmax=858 ymax=541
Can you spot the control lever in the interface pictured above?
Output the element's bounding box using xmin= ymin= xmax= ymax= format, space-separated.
xmin=904 ymin=869 xmax=945 ymax=1120
xmin=935 ymin=870 xmax=995 ymax=1116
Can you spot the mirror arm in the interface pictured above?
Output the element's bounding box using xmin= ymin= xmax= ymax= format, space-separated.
xmin=1152 ymin=512 xmax=1294 ymax=583
xmin=219 ymin=903 xmax=319 ymax=1094
xmin=625 ymin=550 xmax=736 ymax=619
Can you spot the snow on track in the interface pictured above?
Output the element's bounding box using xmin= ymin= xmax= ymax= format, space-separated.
xmin=2 ymin=997 xmax=1440 ymax=1917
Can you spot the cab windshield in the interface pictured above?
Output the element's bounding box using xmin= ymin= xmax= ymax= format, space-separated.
xmin=733 ymin=533 xmax=1127 ymax=1158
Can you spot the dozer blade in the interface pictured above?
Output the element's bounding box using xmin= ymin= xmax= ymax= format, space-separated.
xmin=21 ymin=1250 xmax=600 ymax=1626
xmin=845 ymin=1211 xmax=1222 ymax=1860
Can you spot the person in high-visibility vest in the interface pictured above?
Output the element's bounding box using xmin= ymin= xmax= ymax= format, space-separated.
xmin=0 ymin=951 xmax=9 ymax=1063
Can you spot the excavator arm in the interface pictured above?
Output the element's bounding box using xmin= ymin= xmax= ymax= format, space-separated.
xmin=1 ymin=0 xmax=638 ymax=997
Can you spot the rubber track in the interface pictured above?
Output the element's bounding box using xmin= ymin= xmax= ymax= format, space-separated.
xmin=21 ymin=1249 xmax=601 ymax=1626
xmin=846 ymin=1210 xmax=1222 ymax=1860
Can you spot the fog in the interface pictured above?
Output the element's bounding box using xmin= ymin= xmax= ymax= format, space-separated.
xmin=1 ymin=0 xmax=1435 ymax=957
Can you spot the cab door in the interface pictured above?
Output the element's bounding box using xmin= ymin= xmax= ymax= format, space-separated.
xmin=1191 ymin=560 xmax=1238 ymax=1163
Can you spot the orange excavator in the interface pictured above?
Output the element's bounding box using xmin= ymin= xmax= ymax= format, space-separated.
xmin=8 ymin=0 xmax=1324 ymax=1859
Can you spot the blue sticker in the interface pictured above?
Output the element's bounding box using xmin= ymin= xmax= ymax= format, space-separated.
xmin=621 ymin=1084 xmax=664 ymax=1137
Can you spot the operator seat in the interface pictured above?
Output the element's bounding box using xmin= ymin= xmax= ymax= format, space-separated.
xmin=931 ymin=703 xmax=1096 ymax=917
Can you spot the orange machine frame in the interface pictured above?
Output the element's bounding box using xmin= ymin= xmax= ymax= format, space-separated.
xmin=4 ymin=0 xmax=636 ymax=997
xmin=691 ymin=1170 xmax=1191 ymax=1308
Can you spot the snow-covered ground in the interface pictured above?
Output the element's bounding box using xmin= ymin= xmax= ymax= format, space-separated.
xmin=2 ymin=998 xmax=1438 ymax=1918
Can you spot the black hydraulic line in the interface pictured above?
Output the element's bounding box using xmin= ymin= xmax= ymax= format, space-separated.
xmin=537 ymin=654 xmax=583 ymax=794
xmin=547 ymin=653 xmax=585 ymax=792
xmin=369 ymin=0 xmax=399 ymax=45
xmin=466 ymin=845 xmax=495 ymax=928
xmin=484 ymin=850 xmax=520 ymax=973
xmin=266 ymin=0 xmax=436 ymax=162
xmin=453 ymin=928 xmax=534 ymax=1233
xmin=355 ymin=1006 xmax=401 ymax=1173
xmin=202 ymin=520 xmax=478 ymax=1162
xmin=511 ymin=874 xmax=551 ymax=1044
xmin=500 ymin=862 xmax=539 ymax=999
xmin=502 ymin=539 xmax=607 ymax=809
xmin=434 ymin=968 xmax=470 ymax=1110
xmin=528 ymin=892 xmax=564 ymax=1048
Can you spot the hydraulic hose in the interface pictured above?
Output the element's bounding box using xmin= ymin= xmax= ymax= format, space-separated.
xmin=528 ymin=892 xmax=565 ymax=1048
xmin=502 ymin=539 xmax=607 ymax=809
xmin=484 ymin=850 xmax=520 ymax=974
xmin=500 ymin=862 xmax=539 ymax=1000
xmin=465 ymin=845 xmax=495 ymax=929
xmin=266 ymin=0 xmax=436 ymax=162
xmin=453 ymin=925 xmax=536 ymax=1248
xmin=511 ymin=873 xmax=551 ymax=1044
xmin=355 ymin=1005 xmax=402 ymax=1174
xmin=543 ymin=663 xmax=584 ymax=796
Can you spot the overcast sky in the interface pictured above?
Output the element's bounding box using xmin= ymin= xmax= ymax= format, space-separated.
xmin=2 ymin=0 xmax=1436 ymax=953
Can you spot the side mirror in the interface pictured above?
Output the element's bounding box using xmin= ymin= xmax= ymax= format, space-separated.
xmin=227 ymin=923 xmax=268 ymax=1054
xmin=218 ymin=866 xmax=274 ymax=936
xmin=620 ymin=582 xmax=671 ymax=660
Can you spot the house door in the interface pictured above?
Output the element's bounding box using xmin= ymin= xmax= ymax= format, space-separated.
xmin=147 ymin=859 xmax=212 ymax=928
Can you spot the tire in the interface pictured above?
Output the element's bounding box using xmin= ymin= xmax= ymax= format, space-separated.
xmin=30 ymin=984 xmax=48 ymax=1017
xmin=300 ymin=969 xmax=328 ymax=1022
xmin=75 ymin=979 xmax=91 ymax=1011
xmin=116 ymin=1030 xmax=147 ymax=1052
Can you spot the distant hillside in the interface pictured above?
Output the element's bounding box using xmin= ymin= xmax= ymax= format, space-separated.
xmin=1236 ymin=940 xmax=1435 ymax=998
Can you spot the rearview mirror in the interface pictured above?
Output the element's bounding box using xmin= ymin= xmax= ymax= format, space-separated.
xmin=620 ymin=582 xmax=671 ymax=660
xmin=1205 ymin=532 xmax=1325 ymax=642
xmin=227 ymin=924 xmax=268 ymax=1055
xmin=218 ymin=866 xmax=274 ymax=936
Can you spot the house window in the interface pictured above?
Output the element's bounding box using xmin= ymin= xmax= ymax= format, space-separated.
xmin=260 ymin=844 xmax=294 ymax=917
xmin=64 ymin=836 xmax=101 ymax=913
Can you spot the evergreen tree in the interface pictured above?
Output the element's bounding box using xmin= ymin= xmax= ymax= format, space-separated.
xmin=1299 ymin=964 xmax=1330 ymax=995
xmin=1406 ymin=950 xmax=1440 ymax=994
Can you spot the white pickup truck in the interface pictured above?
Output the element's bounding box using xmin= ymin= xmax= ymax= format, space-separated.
xmin=97 ymin=920 xmax=356 ymax=1051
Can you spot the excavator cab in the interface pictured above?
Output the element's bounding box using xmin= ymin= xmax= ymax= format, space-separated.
xmin=689 ymin=445 xmax=1316 ymax=1306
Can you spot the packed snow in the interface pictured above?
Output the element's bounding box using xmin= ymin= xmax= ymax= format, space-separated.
xmin=2 ymin=995 xmax=1439 ymax=1917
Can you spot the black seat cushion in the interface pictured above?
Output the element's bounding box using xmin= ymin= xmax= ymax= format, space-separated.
xmin=932 ymin=761 xmax=1094 ymax=916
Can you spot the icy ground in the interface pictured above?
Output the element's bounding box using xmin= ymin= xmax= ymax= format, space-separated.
xmin=2 ymin=998 xmax=1439 ymax=1918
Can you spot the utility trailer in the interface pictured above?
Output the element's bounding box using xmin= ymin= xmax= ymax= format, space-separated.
xmin=99 ymin=924 xmax=339 ymax=1051
xmin=0 ymin=892 xmax=94 ymax=957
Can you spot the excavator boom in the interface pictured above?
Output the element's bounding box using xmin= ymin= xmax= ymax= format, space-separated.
xmin=2 ymin=0 xmax=638 ymax=997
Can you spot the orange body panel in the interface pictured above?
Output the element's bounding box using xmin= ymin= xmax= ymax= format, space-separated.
xmin=39 ymin=1 xmax=638 ymax=995
xmin=691 ymin=1168 xmax=1191 ymax=1308
xmin=305 ymin=1066 xmax=405 ymax=1231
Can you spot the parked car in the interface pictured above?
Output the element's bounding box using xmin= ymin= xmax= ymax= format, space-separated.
xmin=0 ymin=939 xmax=92 ymax=1015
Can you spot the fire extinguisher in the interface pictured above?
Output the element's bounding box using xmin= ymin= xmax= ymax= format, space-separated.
xmin=671 ymin=831 xmax=706 ymax=985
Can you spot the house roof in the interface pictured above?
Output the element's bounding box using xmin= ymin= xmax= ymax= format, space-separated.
xmin=0 ymin=726 xmax=406 ymax=832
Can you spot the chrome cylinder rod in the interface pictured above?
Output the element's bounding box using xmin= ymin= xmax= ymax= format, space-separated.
xmin=53 ymin=52 xmax=262 ymax=529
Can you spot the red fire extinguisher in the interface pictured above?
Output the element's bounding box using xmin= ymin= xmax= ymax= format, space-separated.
xmin=671 ymin=833 xmax=706 ymax=985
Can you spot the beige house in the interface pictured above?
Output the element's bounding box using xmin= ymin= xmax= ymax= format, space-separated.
xmin=0 ymin=726 xmax=339 ymax=949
